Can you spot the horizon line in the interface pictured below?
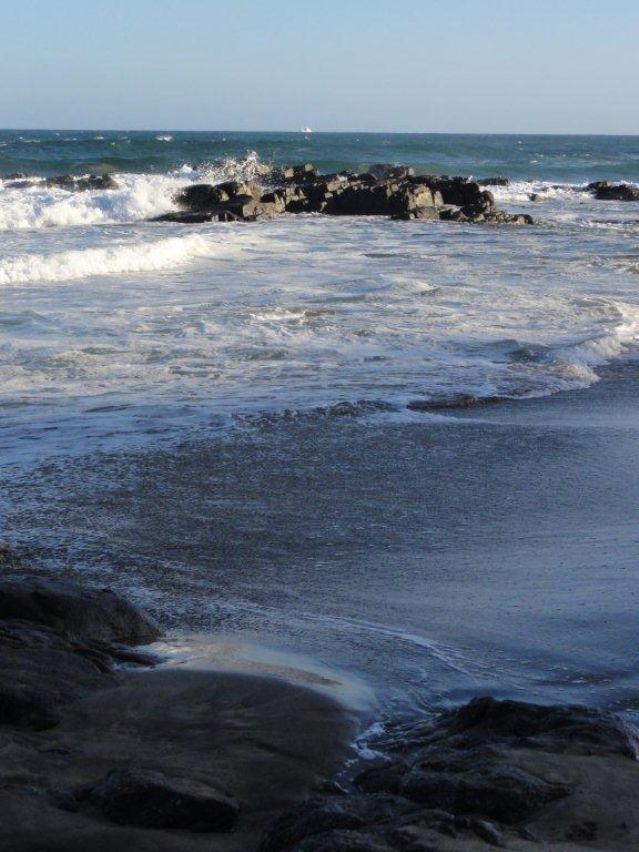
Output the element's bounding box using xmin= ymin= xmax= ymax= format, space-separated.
xmin=2 ymin=127 xmax=639 ymax=138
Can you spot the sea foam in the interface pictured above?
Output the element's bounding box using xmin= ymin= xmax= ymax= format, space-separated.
xmin=0 ymin=234 xmax=214 ymax=285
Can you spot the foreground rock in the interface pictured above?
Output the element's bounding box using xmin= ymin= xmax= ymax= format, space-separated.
xmin=4 ymin=570 xmax=639 ymax=851
xmin=261 ymin=696 xmax=639 ymax=851
xmin=86 ymin=768 xmax=239 ymax=831
xmin=0 ymin=570 xmax=356 ymax=851
xmin=0 ymin=577 xmax=160 ymax=730
xmin=152 ymin=164 xmax=533 ymax=226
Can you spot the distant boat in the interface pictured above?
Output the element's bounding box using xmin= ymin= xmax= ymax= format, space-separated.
xmin=300 ymin=126 xmax=313 ymax=134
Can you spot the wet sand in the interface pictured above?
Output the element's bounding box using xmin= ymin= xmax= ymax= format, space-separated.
xmin=4 ymin=369 xmax=639 ymax=719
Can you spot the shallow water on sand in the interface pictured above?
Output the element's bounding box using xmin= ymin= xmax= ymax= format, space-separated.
xmin=5 ymin=375 xmax=639 ymax=722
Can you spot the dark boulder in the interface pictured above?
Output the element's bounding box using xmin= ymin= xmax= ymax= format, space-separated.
xmin=0 ymin=622 xmax=114 ymax=729
xmin=0 ymin=578 xmax=160 ymax=645
xmin=282 ymin=163 xmax=318 ymax=183
xmin=368 ymin=164 xmax=415 ymax=182
xmin=593 ymin=182 xmax=639 ymax=201
xmin=175 ymin=183 xmax=231 ymax=210
xmin=76 ymin=174 xmax=120 ymax=191
xmin=86 ymin=768 xmax=239 ymax=831
xmin=152 ymin=211 xmax=219 ymax=224
xmin=45 ymin=174 xmax=76 ymax=190
xmin=397 ymin=763 xmax=567 ymax=823
xmin=439 ymin=695 xmax=639 ymax=758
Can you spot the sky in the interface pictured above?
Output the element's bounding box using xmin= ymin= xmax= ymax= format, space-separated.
xmin=1 ymin=0 xmax=638 ymax=134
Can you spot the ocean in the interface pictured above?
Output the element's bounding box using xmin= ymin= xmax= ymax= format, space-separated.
xmin=2 ymin=131 xmax=639 ymax=720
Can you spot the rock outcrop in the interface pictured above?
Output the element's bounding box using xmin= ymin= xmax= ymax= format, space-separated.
xmin=261 ymin=696 xmax=639 ymax=851
xmin=588 ymin=181 xmax=639 ymax=201
xmin=153 ymin=165 xmax=533 ymax=226
xmin=0 ymin=577 xmax=159 ymax=730
xmin=39 ymin=173 xmax=120 ymax=191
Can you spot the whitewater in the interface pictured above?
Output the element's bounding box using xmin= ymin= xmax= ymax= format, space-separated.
xmin=1 ymin=132 xmax=639 ymax=469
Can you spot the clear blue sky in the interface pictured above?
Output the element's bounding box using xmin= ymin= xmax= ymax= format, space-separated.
xmin=2 ymin=0 xmax=638 ymax=133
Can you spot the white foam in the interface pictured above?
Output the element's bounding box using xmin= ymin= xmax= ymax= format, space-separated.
xmin=0 ymin=234 xmax=214 ymax=285
xmin=0 ymin=154 xmax=270 ymax=233
xmin=0 ymin=172 xmax=186 ymax=231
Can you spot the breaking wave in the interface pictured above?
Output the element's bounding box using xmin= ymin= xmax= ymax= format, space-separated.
xmin=0 ymin=234 xmax=214 ymax=285
xmin=0 ymin=153 xmax=268 ymax=232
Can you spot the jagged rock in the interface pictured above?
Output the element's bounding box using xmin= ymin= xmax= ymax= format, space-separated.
xmin=263 ymin=696 xmax=639 ymax=850
xmin=45 ymin=174 xmax=76 ymax=190
xmin=368 ymin=164 xmax=415 ymax=181
xmin=86 ymin=768 xmax=239 ymax=831
xmin=43 ymin=174 xmax=119 ymax=192
xmin=282 ymin=163 xmax=318 ymax=182
xmin=76 ymin=174 xmax=119 ymax=191
xmin=593 ymin=182 xmax=639 ymax=201
xmin=397 ymin=763 xmax=567 ymax=823
xmin=153 ymin=166 xmax=530 ymax=226
xmin=438 ymin=695 xmax=639 ymax=758
xmin=175 ymin=183 xmax=230 ymax=210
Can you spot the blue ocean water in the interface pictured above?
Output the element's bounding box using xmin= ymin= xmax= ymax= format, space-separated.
xmin=2 ymin=129 xmax=639 ymax=182
xmin=1 ymin=131 xmax=639 ymax=465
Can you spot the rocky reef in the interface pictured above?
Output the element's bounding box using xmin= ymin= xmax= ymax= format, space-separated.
xmin=152 ymin=163 xmax=534 ymax=226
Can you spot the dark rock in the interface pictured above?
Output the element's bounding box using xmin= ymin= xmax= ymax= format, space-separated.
xmin=594 ymin=182 xmax=639 ymax=201
xmin=368 ymin=164 xmax=415 ymax=181
xmin=585 ymin=180 xmax=609 ymax=193
xmin=438 ymin=695 xmax=639 ymax=758
xmin=75 ymin=174 xmax=120 ymax=191
xmin=260 ymin=795 xmax=412 ymax=852
xmin=174 ymin=183 xmax=229 ymax=210
xmin=4 ymin=179 xmax=35 ymax=189
xmin=0 ymin=622 xmax=114 ymax=729
xmin=4 ymin=171 xmax=28 ymax=180
xmin=478 ymin=176 xmax=510 ymax=186
xmin=407 ymin=395 xmax=505 ymax=411
xmin=152 ymin=211 xmax=218 ymax=223
xmin=42 ymin=173 xmax=119 ymax=192
xmin=288 ymin=830 xmax=395 ymax=851
xmin=398 ymin=763 xmax=567 ymax=823
xmin=45 ymin=174 xmax=76 ymax=190
xmin=471 ymin=818 xmax=505 ymax=847
xmin=529 ymin=193 xmax=541 ymax=202
xmin=0 ymin=578 xmax=160 ymax=645
xmin=87 ymin=767 xmax=239 ymax=831
xmin=282 ymin=164 xmax=318 ymax=183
